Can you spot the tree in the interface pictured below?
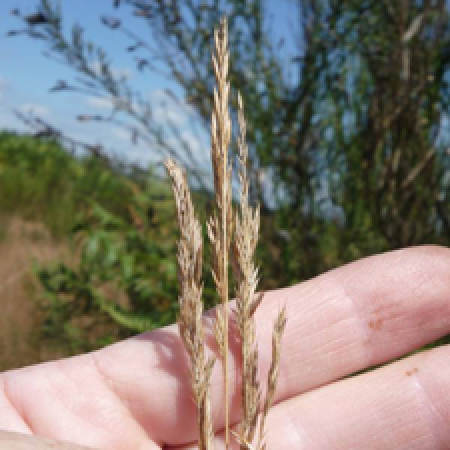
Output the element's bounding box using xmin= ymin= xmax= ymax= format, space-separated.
xmin=300 ymin=0 xmax=450 ymax=260
xmin=9 ymin=0 xmax=450 ymax=281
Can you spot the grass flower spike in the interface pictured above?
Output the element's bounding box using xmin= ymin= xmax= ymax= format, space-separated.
xmin=231 ymin=91 xmax=262 ymax=449
xmin=165 ymin=17 xmax=285 ymax=450
xmin=165 ymin=159 xmax=215 ymax=450
xmin=207 ymin=16 xmax=233 ymax=449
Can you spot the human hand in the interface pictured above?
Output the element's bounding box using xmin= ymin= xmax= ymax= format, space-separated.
xmin=1 ymin=246 xmax=449 ymax=449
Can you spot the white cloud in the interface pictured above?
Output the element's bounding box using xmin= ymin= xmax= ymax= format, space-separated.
xmin=18 ymin=103 xmax=50 ymax=118
xmin=77 ymin=89 xmax=212 ymax=175
xmin=179 ymin=129 xmax=210 ymax=167
xmin=85 ymin=90 xmax=198 ymax=131
xmin=111 ymin=127 xmax=131 ymax=142
xmin=86 ymin=96 xmax=113 ymax=110
xmin=124 ymin=146 xmax=160 ymax=167
xmin=148 ymin=89 xmax=189 ymax=127
xmin=85 ymin=96 xmax=132 ymax=112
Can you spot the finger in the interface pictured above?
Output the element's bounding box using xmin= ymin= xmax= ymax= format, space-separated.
xmin=1 ymin=360 xmax=160 ymax=450
xmin=0 ymin=379 xmax=32 ymax=435
xmin=0 ymin=430 xmax=97 ymax=449
xmin=171 ymin=344 xmax=450 ymax=450
xmin=99 ymin=245 xmax=450 ymax=444
xmin=255 ymin=343 xmax=450 ymax=449
xmin=2 ymin=246 xmax=450 ymax=447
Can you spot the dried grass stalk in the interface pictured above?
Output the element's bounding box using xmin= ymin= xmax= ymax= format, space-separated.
xmin=206 ymin=16 xmax=233 ymax=449
xmin=165 ymin=17 xmax=286 ymax=450
xmin=231 ymin=92 xmax=262 ymax=449
xmin=257 ymin=307 xmax=287 ymax=450
xmin=165 ymin=159 xmax=215 ymax=450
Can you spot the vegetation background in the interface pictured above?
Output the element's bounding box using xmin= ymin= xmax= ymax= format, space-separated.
xmin=1 ymin=0 xmax=450 ymax=370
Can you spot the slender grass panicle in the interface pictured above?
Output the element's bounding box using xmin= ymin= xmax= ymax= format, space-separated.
xmin=206 ymin=16 xmax=233 ymax=449
xmin=231 ymin=91 xmax=262 ymax=450
xmin=165 ymin=159 xmax=215 ymax=450
xmin=165 ymin=17 xmax=286 ymax=450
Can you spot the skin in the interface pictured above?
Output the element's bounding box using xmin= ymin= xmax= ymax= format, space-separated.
xmin=1 ymin=246 xmax=450 ymax=449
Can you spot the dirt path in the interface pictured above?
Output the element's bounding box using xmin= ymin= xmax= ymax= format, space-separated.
xmin=0 ymin=217 xmax=67 ymax=370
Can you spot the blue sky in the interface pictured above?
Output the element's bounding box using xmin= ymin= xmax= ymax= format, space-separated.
xmin=0 ymin=0 xmax=299 ymax=169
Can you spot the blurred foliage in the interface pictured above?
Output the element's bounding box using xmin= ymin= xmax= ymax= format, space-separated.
xmin=0 ymin=132 xmax=127 ymax=236
xmin=0 ymin=132 xmax=218 ymax=353
xmin=5 ymin=0 xmax=450 ymax=354
xmin=306 ymin=0 xmax=450 ymax=255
